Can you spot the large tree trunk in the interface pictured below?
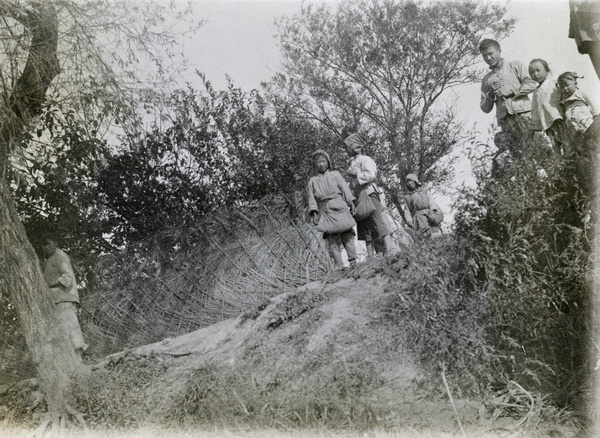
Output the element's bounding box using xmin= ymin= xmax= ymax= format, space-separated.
xmin=0 ymin=0 xmax=86 ymax=420
xmin=0 ymin=177 xmax=85 ymax=415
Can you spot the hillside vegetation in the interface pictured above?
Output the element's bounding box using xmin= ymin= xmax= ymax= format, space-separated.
xmin=1 ymin=127 xmax=596 ymax=437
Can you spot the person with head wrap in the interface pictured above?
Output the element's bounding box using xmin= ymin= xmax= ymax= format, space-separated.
xmin=343 ymin=133 xmax=395 ymax=258
xmin=403 ymin=174 xmax=443 ymax=239
xmin=307 ymin=149 xmax=357 ymax=270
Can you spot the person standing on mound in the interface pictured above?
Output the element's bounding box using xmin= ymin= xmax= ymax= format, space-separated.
xmin=479 ymin=38 xmax=538 ymax=155
xmin=403 ymin=174 xmax=443 ymax=239
xmin=344 ymin=133 xmax=395 ymax=258
xmin=307 ymin=150 xmax=358 ymax=270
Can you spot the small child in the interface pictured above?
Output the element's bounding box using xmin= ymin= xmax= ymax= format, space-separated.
xmin=306 ymin=149 xmax=357 ymax=270
xmin=528 ymin=59 xmax=565 ymax=151
xmin=557 ymin=71 xmax=599 ymax=139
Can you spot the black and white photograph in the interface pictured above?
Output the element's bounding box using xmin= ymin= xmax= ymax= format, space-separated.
xmin=0 ymin=0 xmax=599 ymax=437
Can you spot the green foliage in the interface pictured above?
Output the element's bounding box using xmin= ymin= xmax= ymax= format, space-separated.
xmin=11 ymin=111 xmax=112 ymax=253
xmin=9 ymin=75 xmax=339 ymax=252
xmin=380 ymin=126 xmax=594 ymax=406
xmin=94 ymin=78 xmax=341 ymax=247
xmin=95 ymin=130 xmax=213 ymax=247
xmin=454 ymin=135 xmax=595 ymax=404
xmin=7 ymin=110 xmax=112 ymax=331
xmin=4 ymin=0 xmax=199 ymax=274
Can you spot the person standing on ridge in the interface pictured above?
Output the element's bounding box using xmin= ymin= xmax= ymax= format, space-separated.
xmin=558 ymin=71 xmax=600 ymax=142
xmin=403 ymin=174 xmax=443 ymax=239
xmin=307 ymin=150 xmax=358 ymax=270
xmin=528 ymin=58 xmax=567 ymax=153
xmin=479 ymin=38 xmax=538 ymax=156
xmin=344 ymin=133 xmax=396 ymax=258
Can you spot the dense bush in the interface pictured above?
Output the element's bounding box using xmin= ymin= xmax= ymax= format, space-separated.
xmin=380 ymin=238 xmax=492 ymax=396
xmin=380 ymin=128 xmax=595 ymax=410
xmin=454 ymin=133 xmax=595 ymax=406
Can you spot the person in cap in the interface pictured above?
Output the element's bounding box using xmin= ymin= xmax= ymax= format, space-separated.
xmin=307 ymin=150 xmax=358 ymax=270
xmin=344 ymin=133 xmax=395 ymax=258
xmin=41 ymin=233 xmax=88 ymax=359
xmin=403 ymin=174 xmax=443 ymax=239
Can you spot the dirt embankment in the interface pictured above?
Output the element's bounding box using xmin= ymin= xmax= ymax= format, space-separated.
xmin=129 ymin=265 xmax=422 ymax=410
xmin=1 ymin=256 xmax=581 ymax=437
xmin=82 ymin=260 xmax=463 ymax=427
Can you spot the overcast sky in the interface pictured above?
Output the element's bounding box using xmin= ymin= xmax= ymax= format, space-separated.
xmin=186 ymin=1 xmax=599 ymax=92
xmin=180 ymin=0 xmax=600 ymax=208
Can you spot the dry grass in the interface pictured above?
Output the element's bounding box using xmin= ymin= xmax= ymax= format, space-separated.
xmin=0 ymin=425 xmax=581 ymax=438
xmin=0 ymin=194 xmax=586 ymax=436
xmin=79 ymin=197 xmax=332 ymax=357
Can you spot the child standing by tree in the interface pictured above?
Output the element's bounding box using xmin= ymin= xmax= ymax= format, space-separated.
xmin=41 ymin=233 xmax=88 ymax=360
xmin=528 ymin=59 xmax=566 ymax=152
xmin=557 ymin=71 xmax=599 ymax=141
xmin=307 ymin=150 xmax=357 ymax=270
xmin=343 ymin=133 xmax=395 ymax=258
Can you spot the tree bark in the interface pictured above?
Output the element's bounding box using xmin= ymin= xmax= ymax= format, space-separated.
xmin=0 ymin=0 xmax=86 ymax=418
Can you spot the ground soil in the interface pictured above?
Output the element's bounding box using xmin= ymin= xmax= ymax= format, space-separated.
xmin=0 ymin=258 xmax=581 ymax=437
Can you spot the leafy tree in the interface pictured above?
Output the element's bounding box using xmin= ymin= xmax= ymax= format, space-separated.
xmin=0 ymin=1 xmax=86 ymax=428
xmin=0 ymin=0 xmax=196 ymax=429
xmin=7 ymin=0 xmax=197 ymax=250
xmin=96 ymin=127 xmax=213 ymax=248
xmin=269 ymin=0 xmax=514 ymax=204
xmin=94 ymin=77 xmax=342 ymax=249
xmin=12 ymin=113 xmax=113 ymax=259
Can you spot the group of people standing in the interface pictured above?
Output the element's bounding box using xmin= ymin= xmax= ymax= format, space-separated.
xmin=307 ymin=34 xmax=599 ymax=271
xmin=306 ymin=133 xmax=443 ymax=270
xmin=479 ymin=38 xmax=598 ymax=165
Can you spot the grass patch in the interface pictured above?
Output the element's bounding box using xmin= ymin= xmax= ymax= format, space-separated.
xmin=165 ymin=356 xmax=385 ymax=430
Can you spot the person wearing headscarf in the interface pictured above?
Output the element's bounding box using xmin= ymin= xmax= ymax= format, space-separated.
xmin=403 ymin=174 xmax=443 ymax=239
xmin=344 ymin=133 xmax=395 ymax=258
xmin=307 ymin=149 xmax=357 ymax=269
